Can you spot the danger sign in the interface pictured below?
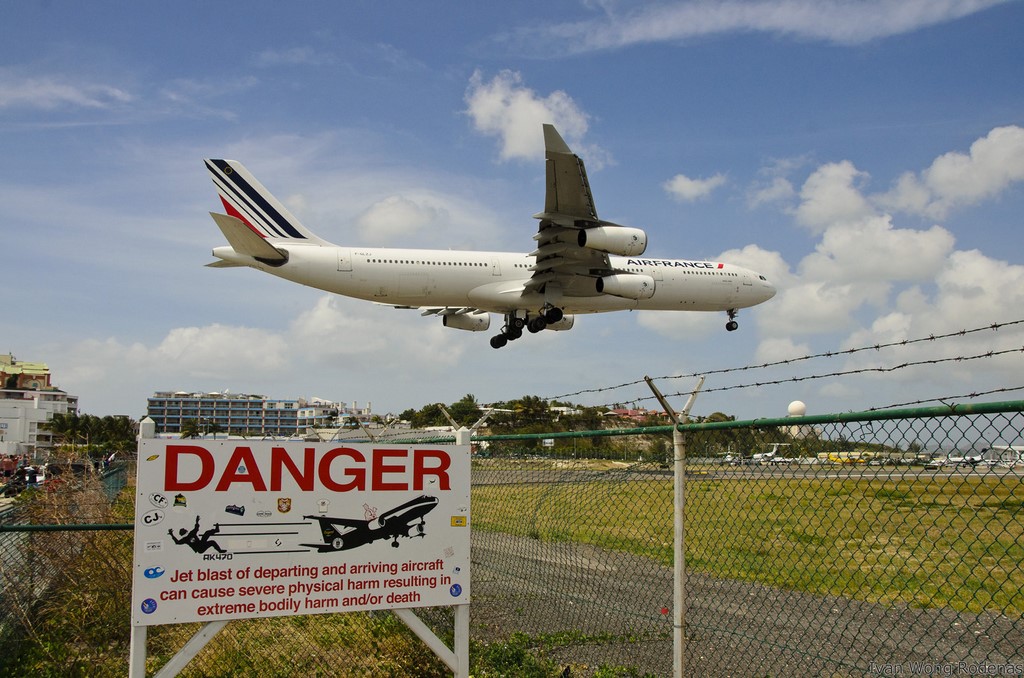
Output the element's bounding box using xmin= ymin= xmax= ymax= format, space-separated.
xmin=131 ymin=440 xmax=470 ymax=626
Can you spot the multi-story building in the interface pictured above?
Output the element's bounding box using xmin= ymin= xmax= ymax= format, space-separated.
xmin=146 ymin=391 xmax=366 ymax=438
xmin=0 ymin=354 xmax=78 ymax=458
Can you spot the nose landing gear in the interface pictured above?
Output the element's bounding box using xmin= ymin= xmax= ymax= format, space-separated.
xmin=726 ymin=309 xmax=739 ymax=332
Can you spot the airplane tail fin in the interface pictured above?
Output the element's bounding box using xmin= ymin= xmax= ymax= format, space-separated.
xmin=204 ymin=159 xmax=328 ymax=244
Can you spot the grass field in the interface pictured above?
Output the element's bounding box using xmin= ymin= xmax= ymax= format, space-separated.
xmin=471 ymin=464 xmax=1024 ymax=617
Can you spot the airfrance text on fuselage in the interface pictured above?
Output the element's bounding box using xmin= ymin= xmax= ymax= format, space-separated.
xmin=626 ymin=260 xmax=722 ymax=269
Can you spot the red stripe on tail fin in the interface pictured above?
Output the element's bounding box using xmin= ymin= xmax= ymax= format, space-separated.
xmin=219 ymin=197 xmax=265 ymax=238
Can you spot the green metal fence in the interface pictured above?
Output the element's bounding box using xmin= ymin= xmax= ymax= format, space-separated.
xmin=1 ymin=403 xmax=1022 ymax=676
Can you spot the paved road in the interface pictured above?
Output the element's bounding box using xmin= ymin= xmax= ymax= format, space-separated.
xmin=470 ymin=530 xmax=1024 ymax=677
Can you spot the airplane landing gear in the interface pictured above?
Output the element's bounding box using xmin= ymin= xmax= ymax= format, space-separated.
xmin=726 ymin=309 xmax=739 ymax=332
xmin=491 ymin=310 xmax=560 ymax=348
xmin=543 ymin=306 xmax=563 ymax=323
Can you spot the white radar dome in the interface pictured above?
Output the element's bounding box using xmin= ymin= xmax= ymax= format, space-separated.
xmin=788 ymin=400 xmax=807 ymax=417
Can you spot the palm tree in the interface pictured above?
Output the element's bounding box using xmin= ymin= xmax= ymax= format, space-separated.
xmin=179 ymin=419 xmax=202 ymax=439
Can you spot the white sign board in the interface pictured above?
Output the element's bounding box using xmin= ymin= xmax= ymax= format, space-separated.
xmin=131 ymin=440 xmax=470 ymax=626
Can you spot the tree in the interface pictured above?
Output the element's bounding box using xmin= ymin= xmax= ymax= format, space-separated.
xmin=180 ymin=419 xmax=202 ymax=439
xmin=42 ymin=413 xmax=138 ymax=460
xmin=447 ymin=394 xmax=482 ymax=427
xmin=405 ymin=403 xmax=446 ymax=428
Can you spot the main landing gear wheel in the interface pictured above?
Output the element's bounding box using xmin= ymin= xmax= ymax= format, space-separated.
xmin=491 ymin=312 xmax=532 ymax=348
xmin=527 ymin=317 xmax=547 ymax=333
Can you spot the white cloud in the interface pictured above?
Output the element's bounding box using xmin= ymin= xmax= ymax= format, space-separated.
xmin=636 ymin=307 xmax=721 ymax=339
xmin=464 ymin=70 xmax=594 ymax=162
xmin=877 ymin=125 xmax=1024 ymax=219
xmin=255 ymin=47 xmax=334 ymax=67
xmin=53 ymin=295 xmax=471 ymax=414
xmin=760 ymin=280 xmax=879 ymax=336
xmin=748 ymin=176 xmax=796 ymax=207
xmin=931 ymin=249 xmax=1024 ymax=323
xmin=289 ymin=296 xmax=392 ymax=356
xmin=799 ymin=216 xmax=954 ymax=284
xmin=289 ymin=296 xmax=466 ymax=367
xmin=663 ymin=173 xmax=727 ymax=202
xmin=751 ymin=130 xmax=1024 ymax=397
xmin=154 ymin=325 xmax=291 ymax=378
xmin=755 ymin=336 xmax=811 ymax=364
xmin=355 ymin=195 xmax=447 ymax=243
xmin=794 ymin=160 xmax=876 ymax=233
xmin=0 ymin=74 xmax=132 ymax=110
xmin=521 ymin=0 xmax=1008 ymax=53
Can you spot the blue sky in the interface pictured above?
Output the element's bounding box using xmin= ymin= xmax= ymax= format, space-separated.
xmin=3 ymin=1 xmax=1023 ymax=421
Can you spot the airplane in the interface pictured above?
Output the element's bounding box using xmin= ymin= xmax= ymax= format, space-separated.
xmin=205 ymin=124 xmax=777 ymax=349
xmin=301 ymin=495 xmax=438 ymax=551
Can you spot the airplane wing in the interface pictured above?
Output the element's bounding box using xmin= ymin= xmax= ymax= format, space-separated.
xmin=302 ymin=514 xmax=367 ymax=530
xmin=526 ymin=125 xmax=618 ymax=296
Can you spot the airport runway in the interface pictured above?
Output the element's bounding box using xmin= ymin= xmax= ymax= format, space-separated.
xmin=469 ymin=530 xmax=1024 ymax=677
xmin=471 ymin=462 xmax=1024 ymax=486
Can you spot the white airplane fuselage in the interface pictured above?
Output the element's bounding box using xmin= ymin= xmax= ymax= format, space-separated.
xmin=214 ymin=242 xmax=776 ymax=314
xmin=205 ymin=126 xmax=776 ymax=347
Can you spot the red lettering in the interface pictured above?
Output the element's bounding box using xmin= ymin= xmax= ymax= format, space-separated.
xmin=413 ymin=449 xmax=451 ymax=490
xmin=372 ymin=449 xmax=407 ymax=491
xmin=160 ymin=444 xmax=452 ymax=494
xmin=165 ymin=445 xmax=214 ymax=492
xmin=215 ymin=447 xmax=266 ymax=492
xmin=319 ymin=447 xmax=365 ymax=492
xmin=270 ymin=446 xmax=314 ymax=491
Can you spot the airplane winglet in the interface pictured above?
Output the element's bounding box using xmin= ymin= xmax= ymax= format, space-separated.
xmin=543 ymin=124 xmax=573 ymax=155
xmin=540 ymin=125 xmax=598 ymax=223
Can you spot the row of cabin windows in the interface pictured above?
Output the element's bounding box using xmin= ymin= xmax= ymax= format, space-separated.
xmin=365 ymin=258 xmax=535 ymax=268
xmin=364 ymin=258 xmax=742 ymax=277
xmin=368 ymin=259 xmax=489 ymax=267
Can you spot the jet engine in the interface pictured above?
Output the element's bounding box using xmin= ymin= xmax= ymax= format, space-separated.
xmin=596 ymin=274 xmax=656 ymax=300
xmin=546 ymin=315 xmax=575 ymax=331
xmin=442 ymin=311 xmax=491 ymax=332
xmin=578 ymin=226 xmax=647 ymax=257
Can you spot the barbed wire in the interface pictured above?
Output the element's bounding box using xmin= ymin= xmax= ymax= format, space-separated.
xmin=866 ymin=385 xmax=1024 ymax=411
xmin=653 ymin=345 xmax=1024 ymax=403
xmin=545 ymin=319 xmax=1024 ymax=405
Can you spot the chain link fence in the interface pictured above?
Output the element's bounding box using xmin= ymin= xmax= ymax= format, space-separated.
xmin=1 ymin=403 xmax=1022 ymax=676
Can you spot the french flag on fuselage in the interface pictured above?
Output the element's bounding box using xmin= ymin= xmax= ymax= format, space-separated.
xmin=204 ymin=159 xmax=309 ymax=241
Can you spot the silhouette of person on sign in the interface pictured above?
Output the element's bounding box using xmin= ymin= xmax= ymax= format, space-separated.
xmin=168 ymin=516 xmax=226 ymax=554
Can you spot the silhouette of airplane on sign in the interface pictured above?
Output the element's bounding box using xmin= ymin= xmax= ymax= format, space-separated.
xmin=302 ymin=495 xmax=439 ymax=551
